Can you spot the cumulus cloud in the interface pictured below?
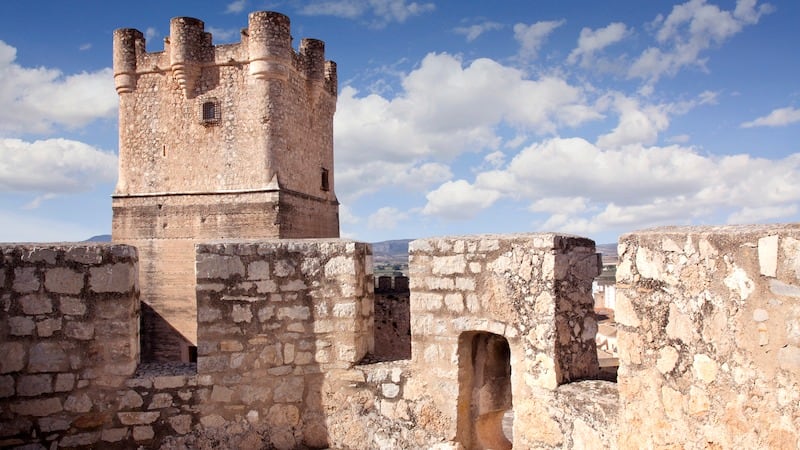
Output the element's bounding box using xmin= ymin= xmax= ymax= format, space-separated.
xmin=741 ymin=106 xmax=800 ymax=128
xmin=513 ymin=20 xmax=565 ymax=61
xmin=422 ymin=180 xmax=500 ymax=219
xmin=629 ymin=0 xmax=773 ymax=83
xmin=0 ymin=138 xmax=117 ymax=194
xmin=368 ymin=206 xmax=408 ymax=230
xmin=453 ymin=21 xmax=504 ymax=42
xmin=567 ymin=22 xmax=629 ymax=67
xmin=299 ymin=0 xmax=435 ymax=27
xmin=596 ymin=95 xmax=670 ymax=149
xmin=334 ymin=52 xmax=601 ymax=202
xmin=0 ymin=41 xmax=117 ymax=134
xmin=419 ymin=136 xmax=800 ymax=235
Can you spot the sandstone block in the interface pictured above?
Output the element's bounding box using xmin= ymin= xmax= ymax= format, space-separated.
xmin=60 ymin=431 xmax=100 ymax=447
xmin=196 ymin=254 xmax=245 ymax=279
xmin=153 ymin=375 xmax=186 ymax=389
xmin=148 ymin=392 xmax=173 ymax=409
xmin=101 ymin=427 xmax=130 ymax=442
xmin=9 ymin=316 xmax=35 ymax=336
xmin=59 ymin=297 xmax=86 ymax=315
xmin=64 ymin=321 xmax=95 ymax=340
xmin=118 ymin=389 xmax=143 ymax=409
xmin=382 ymin=383 xmax=400 ymax=399
xmin=247 ymin=260 xmax=270 ymax=280
xmin=692 ymin=354 xmax=719 ymax=384
xmin=210 ymin=384 xmax=234 ymax=402
xmin=39 ymin=417 xmax=71 ymax=432
xmin=10 ymin=397 xmax=62 ymax=416
xmin=278 ymin=305 xmax=310 ymax=320
xmin=117 ymin=411 xmax=160 ymax=425
xmin=777 ymin=345 xmax=800 ymax=372
xmin=325 ymin=255 xmax=355 ymax=277
xmin=133 ymin=425 xmax=154 ymax=441
xmin=90 ymin=263 xmax=135 ymax=293
xmin=17 ymin=374 xmax=52 ymax=397
xmin=65 ymin=393 xmax=93 ymax=413
xmin=0 ymin=342 xmax=25 ymax=373
xmin=273 ymin=259 xmax=296 ymax=277
xmin=28 ymin=342 xmax=69 ymax=373
xmin=267 ymin=403 xmax=300 ymax=427
xmin=200 ymin=414 xmax=226 ymax=428
xmin=45 ymin=267 xmax=84 ymax=294
xmin=0 ymin=375 xmax=14 ymax=397
xmin=231 ymin=304 xmax=253 ymax=323
xmin=169 ymin=414 xmax=192 ymax=434
xmin=36 ymin=317 xmax=62 ymax=337
xmin=758 ymin=235 xmax=779 ymax=277
xmin=12 ymin=267 xmax=40 ymax=293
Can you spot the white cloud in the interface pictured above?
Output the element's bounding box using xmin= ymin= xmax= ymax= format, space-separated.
xmin=567 ymin=22 xmax=629 ymax=66
xmin=0 ymin=41 xmax=117 ymax=134
xmin=596 ymin=95 xmax=670 ymax=149
xmin=629 ymin=0 xmax=773 ymax=83
xmin=79 ymin=43 xmax=92 ymax=51
xmin=453 ymin=21 xmax=504 ymax=42
xmin=207 ymin=27 xmax=239 ymax=42
xmin=299 ymin=0 xmax=435 ymax=27
xmin=225 ymin=0 xmax=247 ymax=14
xmin=368 ymin=206 xmax=408 ymax=230
xmin=513 ymin=20 xmax=565 ymax=61
xmin=334 ymin=52 xmax=602 ymax=202
xmin=144 ymin=27 xmax=159 ymax=41
xmin=422 ymin=180 xmax=500 ymax=219
xmin=423 ymin=136 xmax=800 ymax=235
xmin=0 ymin=138 xmax=117 ymax=193
xmin=741 ymin=106 xmax=800 ymax=128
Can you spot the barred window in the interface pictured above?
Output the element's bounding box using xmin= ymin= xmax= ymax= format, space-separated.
xmin=201 ymin=99 xmax=220 ymax=125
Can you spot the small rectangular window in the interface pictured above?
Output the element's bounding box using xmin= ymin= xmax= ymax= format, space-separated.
xmin=320 ymin=168 xmax=330 ymax=191
xmin=201 ymin=99 xmax=220 ymax=125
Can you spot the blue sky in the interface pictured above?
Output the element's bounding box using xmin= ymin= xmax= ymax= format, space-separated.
xmin=0 ymin=0 xmax=798 ymax=244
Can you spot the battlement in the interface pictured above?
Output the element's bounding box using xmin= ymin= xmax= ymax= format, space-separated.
xmin=113 ymin=11 xmax=337 ymax=98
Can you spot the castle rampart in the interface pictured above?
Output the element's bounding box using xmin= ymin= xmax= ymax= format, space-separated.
xmin=1 ymin=225 xmax=799 ymax=448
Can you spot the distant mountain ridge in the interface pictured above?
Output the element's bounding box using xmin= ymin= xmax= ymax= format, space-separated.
xmin=85 ymin=234 xmax=111 ymax=242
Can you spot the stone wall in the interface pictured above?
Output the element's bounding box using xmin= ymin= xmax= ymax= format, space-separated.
xmin=406 ymin=233 xmax=612 ymax=449
xmin=193 ymin=239 xmax=374 ymax=449
xmin=616 ymin=224 xmax=800 ymax=449
xmin=0 ymin=244 xmax=139 ymax=448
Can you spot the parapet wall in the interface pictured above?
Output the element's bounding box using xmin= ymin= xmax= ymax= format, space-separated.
xmin=3 ymin=225 xmax=799 ymax=449
xmin=0 ymin=244 xmax=139 ymax=447
xmin=616 ymin=224 xmax=800 ymax=449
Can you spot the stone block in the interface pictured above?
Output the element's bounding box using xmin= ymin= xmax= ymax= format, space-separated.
xmin=59 ymin=432 xmax=101 ymax=447
xmin=28 ymin=342 xmax=70 ymax=373
xmin=59 ymin=297 xmax=87 ymax=315
xmin=148 ymin=392 xmax=173 ymax=409
xmin=101 ymin=427 xmax=130 ymax=442
xmin=277 ymin=305 xmax=310 ymax=320
xmin=231 ymin=304 xmax=253 ymax=323
xmin=19 ymin=294 xmax=52 ymax=315
xmin=54 ymin=373 xmax=75 ymax=392
xmin=12 ymin=267 xmax=40 ymax=293
xmin=90 ymin=263 xmax=135 ymax=293
xmin=153 ymin=375 xmax=186 ymax=389
xmin=36 ymin=317 xmax=62 ymax=337
xmin=118 ymin=390 xmax=143 ymax=409
xmin=196 ymin=254 xmax=245 ymax=279
xmin=0 ymin=375 xmax=14 ymax=397
xmin=0 ymin=342 xmax=25 ymax=373
xmin=64 ymin=321 xmax=95 ymax=340
xmin=247 ymin=260 xmax=270 ymax=280
xmin=117 ymin=411 xmax=160 ymax=425
xmin=758 ymin=235 xmax=779 ymax=277
xmin=8 ymin=316 xmax=35 ymax=336
xmin=22 ymin=248 xmax=57 ymax=264
xmin=133 ymin=425 xmax=154 ymax=441
xmin=39 ymin=417 xmax=71 ymax=432
xmin=17 ymin=374 xmax=52 ymax=397
xmin=65 ymin=247 xmax=103 ymax=264
xmin=44 ymin=267 xmax=84 ymax=294
xmin=10 ymin=397 xmax=62 ymax=416
xmin=210 ymin=385 xmax=235 ymax=402
xmin=273 ymin=377 xmax=304 ymax=403
xmin=169 ymin=414 xmax=192 ymax=434
xmin=65 ymin=393 xmax=93 ymax=413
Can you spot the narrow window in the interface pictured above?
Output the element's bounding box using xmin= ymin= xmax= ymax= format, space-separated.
xmin=320 ymin=168 xmax=330 ymax=191
xmin=201 ymin=99 xmax=220 ymax=125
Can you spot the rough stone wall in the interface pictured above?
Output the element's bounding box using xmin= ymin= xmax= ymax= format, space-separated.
xmin=406 ymin=233 xmax=609 ymax=449
xmin=194 ymin=239 xmax=374 ymax=449
xmin=373 ymin=280 xmax=411 ymax=362
xmin=616 ymin=224 xmax=800 ymax=449
xmin=0 ymin=244 xmax=139 ymax=448
xmin=111 ymin=11 xmax=340 ymax=358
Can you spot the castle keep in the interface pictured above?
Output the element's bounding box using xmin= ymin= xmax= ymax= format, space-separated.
xmin=111 ymin=12 xmax=339 ymax=361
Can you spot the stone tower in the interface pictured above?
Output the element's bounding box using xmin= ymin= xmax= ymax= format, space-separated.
xmin=111 ymin=11 xmax=339 ymax=361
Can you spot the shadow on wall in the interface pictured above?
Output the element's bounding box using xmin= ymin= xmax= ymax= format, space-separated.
xmin=140 ymin=302 xmax=197 ymax=363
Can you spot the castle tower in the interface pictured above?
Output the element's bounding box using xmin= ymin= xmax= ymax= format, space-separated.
xmin=111 ymin=12 xmax=339 ymax=361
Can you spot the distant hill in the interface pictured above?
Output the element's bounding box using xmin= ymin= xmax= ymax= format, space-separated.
xmin=596 ymin=243 xmax=618 ymax=259
xmin=85 ymin=234 xmax=111 ymax=242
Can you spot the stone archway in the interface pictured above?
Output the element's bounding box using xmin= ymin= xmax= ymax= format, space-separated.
xmin=457 ymin=331 xmax=513 ymax=450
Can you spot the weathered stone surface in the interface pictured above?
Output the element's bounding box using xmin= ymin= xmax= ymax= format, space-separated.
xmin=28 ymin=342 xmax=69 ymax=373
xmin=169 ymin=414 xmax=192 ymax=434
xmin=10 ymin=397 xmax=62 ymax=416
xmin=90 ymin=263 xmax=135 ymax=293
xmin=13 ymin=267 xmax=40 ymax=293
xmin=133 ymin=425 xmax=155 ymax=441
xmin=59 ymin=297 xmax=86 ymax=315
xmin=44 ymin=267 xmax=84 ymax=294
xmin=0 ymin=342 xmax=26 ymax=373
xmin=20 ymin=294 xmax=51 ymax=315
xmin=117 ymin=411 xmax=160 ymax=425
xmin=17 ymin=374 xmax=52 ymax=397
xmin=101 ymin=427 xmax=129 ymax=442
xmin=64 ymin=393 xmax=93 ymax=413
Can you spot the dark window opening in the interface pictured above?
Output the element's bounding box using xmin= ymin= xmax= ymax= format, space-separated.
xmin=321 ymin=167 xmax=330 ymax=191
xmin=201 ymin=100 xmax=220 ymax=125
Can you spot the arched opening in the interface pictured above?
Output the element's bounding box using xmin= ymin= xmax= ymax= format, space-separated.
xmin=457 ymin=331 xmax=513 ymax=450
